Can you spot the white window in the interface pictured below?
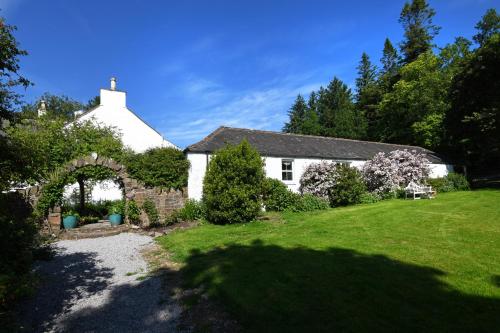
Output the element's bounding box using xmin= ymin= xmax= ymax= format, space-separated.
xmin=282 ymin=159 xmax=293 ymax=181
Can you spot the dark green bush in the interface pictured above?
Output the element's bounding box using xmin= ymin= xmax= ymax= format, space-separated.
xmin=177 ymin=199 xmax=203 ymax=221
xmin=142 ymin=198 xmax=160 ymax=226
xmin=125 ymin=147 xmax=189 ymax=190
xmin=126 ymin=200 xmax=141 ymax=224
xmin=427 ymin=173 xmax=470 ymax=193
xmin=0 ymin=193 xmax=37 ymax=311
xmin=328 ymin=164 xmax=366 ymax=207
xmin=446 ymin=173 xmax=470 ymax=191
xmin=262 ymin=178 xmax=300 ymax=211
xmin=203 ymin=140 xmax=264 ymax=224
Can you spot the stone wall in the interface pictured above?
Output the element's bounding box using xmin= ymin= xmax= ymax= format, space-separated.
xmin=130 ymin=187 xmax=187 ymax=225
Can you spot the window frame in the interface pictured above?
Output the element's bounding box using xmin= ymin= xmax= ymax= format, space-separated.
xmin=281 ymin=159 xmax=294 ymax=182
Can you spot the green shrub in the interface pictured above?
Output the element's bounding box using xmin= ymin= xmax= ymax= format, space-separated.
xmin=290 ymin=194 xmax=330 ymax=212
xmin=62 ymin=209 xmax=80 ymax=219
xmin=262 ymin=178 xmax=299 ymax=211
xmin=142 ymin=198 xmax=160 ymax=226
xmin=125 ymin=147 xmax=189 ymax=190
xmin=164 ymin=211 xmax=180 ymax=226
xmin=177 ymin=199 xmax=203 ymax=221
xmin=126 ymin=200 xmax=141 ymax=224
xmin=359 ymin=192 xmax=381 ymax=204
xmin=427 ymin=173 xmax=470 ymax=193
xmin=0 ymin=193 xmax=37 ymax=311
xmin=203 ymin=140 xmax=265 ymax=224
xmin=328 ymin=164 xmax=366 ymax=207
xmin=446 ymin=172 xmax=470 ymax=191
xmin=109 ymin=201 xmax=125 ymax=215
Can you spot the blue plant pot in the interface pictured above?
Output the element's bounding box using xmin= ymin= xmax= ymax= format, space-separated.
xmin=109 ymin=214 xmax=122 ymax=226
xmin=63 ymin=216 xmax=78 ymax=229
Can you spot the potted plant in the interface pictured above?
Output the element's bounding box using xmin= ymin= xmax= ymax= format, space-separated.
xmin=62 ymin=210 xmax=79 ymax=229
xmin=109 ymin=201 xmax=124 ymax=226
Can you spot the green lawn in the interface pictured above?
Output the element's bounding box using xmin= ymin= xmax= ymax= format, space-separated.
xmin=157 ymin=190 xmax=500 ymax=332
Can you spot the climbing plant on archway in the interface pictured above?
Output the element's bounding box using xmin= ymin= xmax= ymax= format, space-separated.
xmin=34 ymin=155 xmax=134 ymax=217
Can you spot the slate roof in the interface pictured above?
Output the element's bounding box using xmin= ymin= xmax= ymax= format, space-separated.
xmin=185 ymin=126 xmax=448 ymax=164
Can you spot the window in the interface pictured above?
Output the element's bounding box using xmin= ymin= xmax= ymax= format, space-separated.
xmin=282 ymin=159 xmax=293 ymax=181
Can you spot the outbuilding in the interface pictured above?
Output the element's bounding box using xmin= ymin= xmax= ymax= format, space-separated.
xmin=185 ymin=126 xmax=453 ymax=200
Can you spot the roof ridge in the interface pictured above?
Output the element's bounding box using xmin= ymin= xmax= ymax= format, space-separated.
xmin=218 ymin=126 xmax=432 ymax=152
xmin=185 ymin=126 xmax=227 ymax=151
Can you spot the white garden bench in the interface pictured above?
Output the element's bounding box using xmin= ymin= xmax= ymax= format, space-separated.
xmin=405 ymin=181 xmax=436 ymax=200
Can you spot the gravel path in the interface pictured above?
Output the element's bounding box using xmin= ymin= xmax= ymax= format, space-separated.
xmin=20 ymin=233 xmax=182 ymax=333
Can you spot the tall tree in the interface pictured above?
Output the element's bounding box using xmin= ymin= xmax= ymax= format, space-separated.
xmin=0 ymin=17 xmax=30 ymax=121
xmin=283 ymin=95 xmax=308 ymax=134
xmin=355 ymin=53 xmax=380 ymax=140
xmin=0 ymin=16 xmax=30 ymax=190
xmin=399 ymin=0 xmax=440 ymax=64
xmin=318 ymin=77 xmax=366 ymax=139
xmin=473 ymin=8 xmax=500 ymax=46
xmin=301 ymin=92 xmax=322 ymax=135
xmin=380 ymin=38 xmax=399 ymax=78
xmin=444 ymin=34 xmax=500 ymax=173
xmin=355 ymin=52 xmax=377 ymax=98
xmin=378 ymin=51 xmax=451 ymax=149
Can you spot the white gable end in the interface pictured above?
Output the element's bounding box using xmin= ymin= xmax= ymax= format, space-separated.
xmin=77 ymin=79 xmax=177 ymax=153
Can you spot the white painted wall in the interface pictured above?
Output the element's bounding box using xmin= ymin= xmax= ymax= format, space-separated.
xmin=63 ymin=180 xmax=122 ymax=203
xmin=186 ymin=152 xmax=454 ymax=200
xmin=187 ymin=153 xmax=209 ymax=201
xmin=77 ymin=88 xmax=176 ymax=153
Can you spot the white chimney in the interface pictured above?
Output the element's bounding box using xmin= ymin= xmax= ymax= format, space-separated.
xmin=100 ymin=77 xmax=126 ymax=108
xmin=37 ymin=100 xmax=47 ymax=117
xmin=110 ymin=77 xmax=117 ymax=91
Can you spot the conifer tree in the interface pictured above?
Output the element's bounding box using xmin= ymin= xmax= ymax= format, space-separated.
xmin=380 ymin=38 xmax=399 ymax=77
xmin=399 ymin=0 xmax=440 ymax=64
xmin=473 ymin=8 xmax=500 ymax=46
xmin=283 ymin=95 xmax=307 ymax=134
xmin=355 ymin=52 xmax=377 ymax=100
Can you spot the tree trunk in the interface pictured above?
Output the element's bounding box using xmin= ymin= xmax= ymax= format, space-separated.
xmin=77 ymin=177 xmax=85 ymax=214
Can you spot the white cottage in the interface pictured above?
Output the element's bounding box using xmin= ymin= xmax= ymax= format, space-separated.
xmin=75 ymin=78 xmax=176 ymax=152
xmin=63 ymin=78 xmax=176 ymax=201
xmin=185 ymin=126 xmax=454 ymax=200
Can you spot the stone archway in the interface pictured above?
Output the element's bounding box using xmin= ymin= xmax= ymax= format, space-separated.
xmin=20 ymin=153 xmax=187 ymax=229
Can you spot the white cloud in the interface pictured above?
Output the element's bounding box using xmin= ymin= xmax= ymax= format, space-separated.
xmin=158 ymin=73 xmax=323 ymax=147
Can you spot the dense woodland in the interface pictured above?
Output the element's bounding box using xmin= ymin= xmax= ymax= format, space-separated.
xmin=283 ymin=1 xmax=499 ymax=175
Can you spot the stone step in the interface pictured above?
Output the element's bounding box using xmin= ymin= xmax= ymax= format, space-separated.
xmin=60 ymin=223 xmax=130 ymax=240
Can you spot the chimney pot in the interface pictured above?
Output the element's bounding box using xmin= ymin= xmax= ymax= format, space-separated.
xmin=110 ymin=77 xmax=117 ymax=91
xmin=38 ymin=99 xmax=47 ymax=117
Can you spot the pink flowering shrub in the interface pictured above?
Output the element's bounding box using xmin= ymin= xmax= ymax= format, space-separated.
xmin=299 ymin=161 xmax=337 ymax=199
xmin=390 ymin=149 xmax=430 ymax=186
xmin=361 ymin=152 xmax=399 ymax=195
xmin=362 ymin=149 xmax=430 ymax=195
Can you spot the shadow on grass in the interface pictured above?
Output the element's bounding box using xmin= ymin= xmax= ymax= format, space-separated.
xmin=178 ymin=240 xmax=500 ymax=332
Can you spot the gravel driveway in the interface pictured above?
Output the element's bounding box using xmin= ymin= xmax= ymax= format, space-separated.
xmin=20 ymin=233 xmax=181 ymax=333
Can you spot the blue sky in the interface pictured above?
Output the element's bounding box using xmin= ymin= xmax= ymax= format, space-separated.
xmin=2 ymin=0 xmax=498 ymax=147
